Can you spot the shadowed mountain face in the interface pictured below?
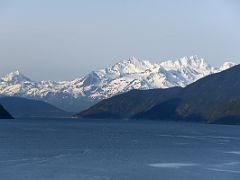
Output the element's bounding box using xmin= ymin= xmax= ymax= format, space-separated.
xmin=176 ymin=64 xmax=240 ymax=123
xmin=75 ymin=87 xmax=182 ymax=119
xmin=76 ymin=65 xmax=240 ymax=124
xmin=0 ymin=97 xmax=71 ymax=118
xmin=0 ymin=104 xmax=13 ymax=119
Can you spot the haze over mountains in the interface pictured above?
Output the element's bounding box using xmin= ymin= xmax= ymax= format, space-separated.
xmin=0 ymin=56 xmax=235 ymax=112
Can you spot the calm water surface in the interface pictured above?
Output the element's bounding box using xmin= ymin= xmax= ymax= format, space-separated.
xmin=0 ymin=118 xmax=240 ymax=180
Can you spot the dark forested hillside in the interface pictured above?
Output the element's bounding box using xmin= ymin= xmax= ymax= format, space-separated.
xmin=0 ymin=104 xmax=13 ymax=119
xmin=0 ymin=97 xmax=71 ymax=118
xmin=76 ymin=65 xmax=240 ymax=124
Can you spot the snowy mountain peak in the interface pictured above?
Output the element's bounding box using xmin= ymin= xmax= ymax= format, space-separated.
xmin=109 ymin=57 xmax=153 ymax=75
xmin=219 ymin=62 xmax=236 ymax=71
xmin=160 ymin=55 xmax=210 ymax=70
xmin=128 ymin=56 xmax=140 ymax=63
xmin=1 ymin=70 xmax=32 ymax=84
xmin=13 ymin=70 xmax=20 ymax=76
xmin=127 ymin=56 xmax=153 ymax=66
xmin=0 ymin=56 xmax=237 ymax=112
xmin=178 ymin=56 xmax=199 ymax=65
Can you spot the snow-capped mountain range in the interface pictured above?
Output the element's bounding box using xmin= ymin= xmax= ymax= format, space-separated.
xmin=0 ymin=56 xmax=236 ymax=112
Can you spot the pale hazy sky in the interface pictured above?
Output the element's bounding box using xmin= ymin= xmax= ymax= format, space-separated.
xmin=0 ymin=0 xmax=240 ymax=81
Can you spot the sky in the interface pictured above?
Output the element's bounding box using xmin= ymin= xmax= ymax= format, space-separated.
xmin=0 ymin=0 xmax=240 ymax=81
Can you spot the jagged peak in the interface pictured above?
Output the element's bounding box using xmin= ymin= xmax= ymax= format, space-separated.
xmin=13 ymin=70 xmax=21 ymax=75
xmin=128 ymin=56 xmax=139 ymax=61
xmin=107 ymin=57 xmax=153 ymax=74
xmin=219 ymin=61 xmax=236 ymax=71
xmin=160 ymin=55 xmax=210 ymax=70
xmin=176 ymin=55 xmax=207 ymax=66
xmin=1 ymin=70 xmax=32 ymax=83
xmin=117 ymin=56 xmax=143 ymax=66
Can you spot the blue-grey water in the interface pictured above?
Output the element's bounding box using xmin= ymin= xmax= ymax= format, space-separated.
xmin=0 ymin=118 xmax=240 ymax=180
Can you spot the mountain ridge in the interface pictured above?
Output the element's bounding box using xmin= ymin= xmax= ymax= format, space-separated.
xmin=0 ymin=56 xmax=236 ymax=112
xmin=76 ymin=65 xmax=240 ymax=124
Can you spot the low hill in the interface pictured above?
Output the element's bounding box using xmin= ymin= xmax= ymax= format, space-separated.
xmin=0 ymin=104 xmax=13 ymax=119
xmin=0 ymin=97 xmax=71 ymax=118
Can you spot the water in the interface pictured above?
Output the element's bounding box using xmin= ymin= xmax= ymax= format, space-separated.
xmin=0 ymin=118 xmax=240 ymax=180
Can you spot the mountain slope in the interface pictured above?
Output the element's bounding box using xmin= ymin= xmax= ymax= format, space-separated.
xmin=75 ymin=87 xmax=182 ymax=119
xmin=0 ymin=97 xmax=71 ymax=118
xmin=0 ymin=56 xmax=235 ymax=112
xmin=177 ymin=64 xmax=240 ymax=122
xmin=0 ymin=104 xmax=13 ymax=119
xmin=136 ymin=65 xmax=240 ymax=123
xmin=76 ymin=65 xmax=240 ymax=124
